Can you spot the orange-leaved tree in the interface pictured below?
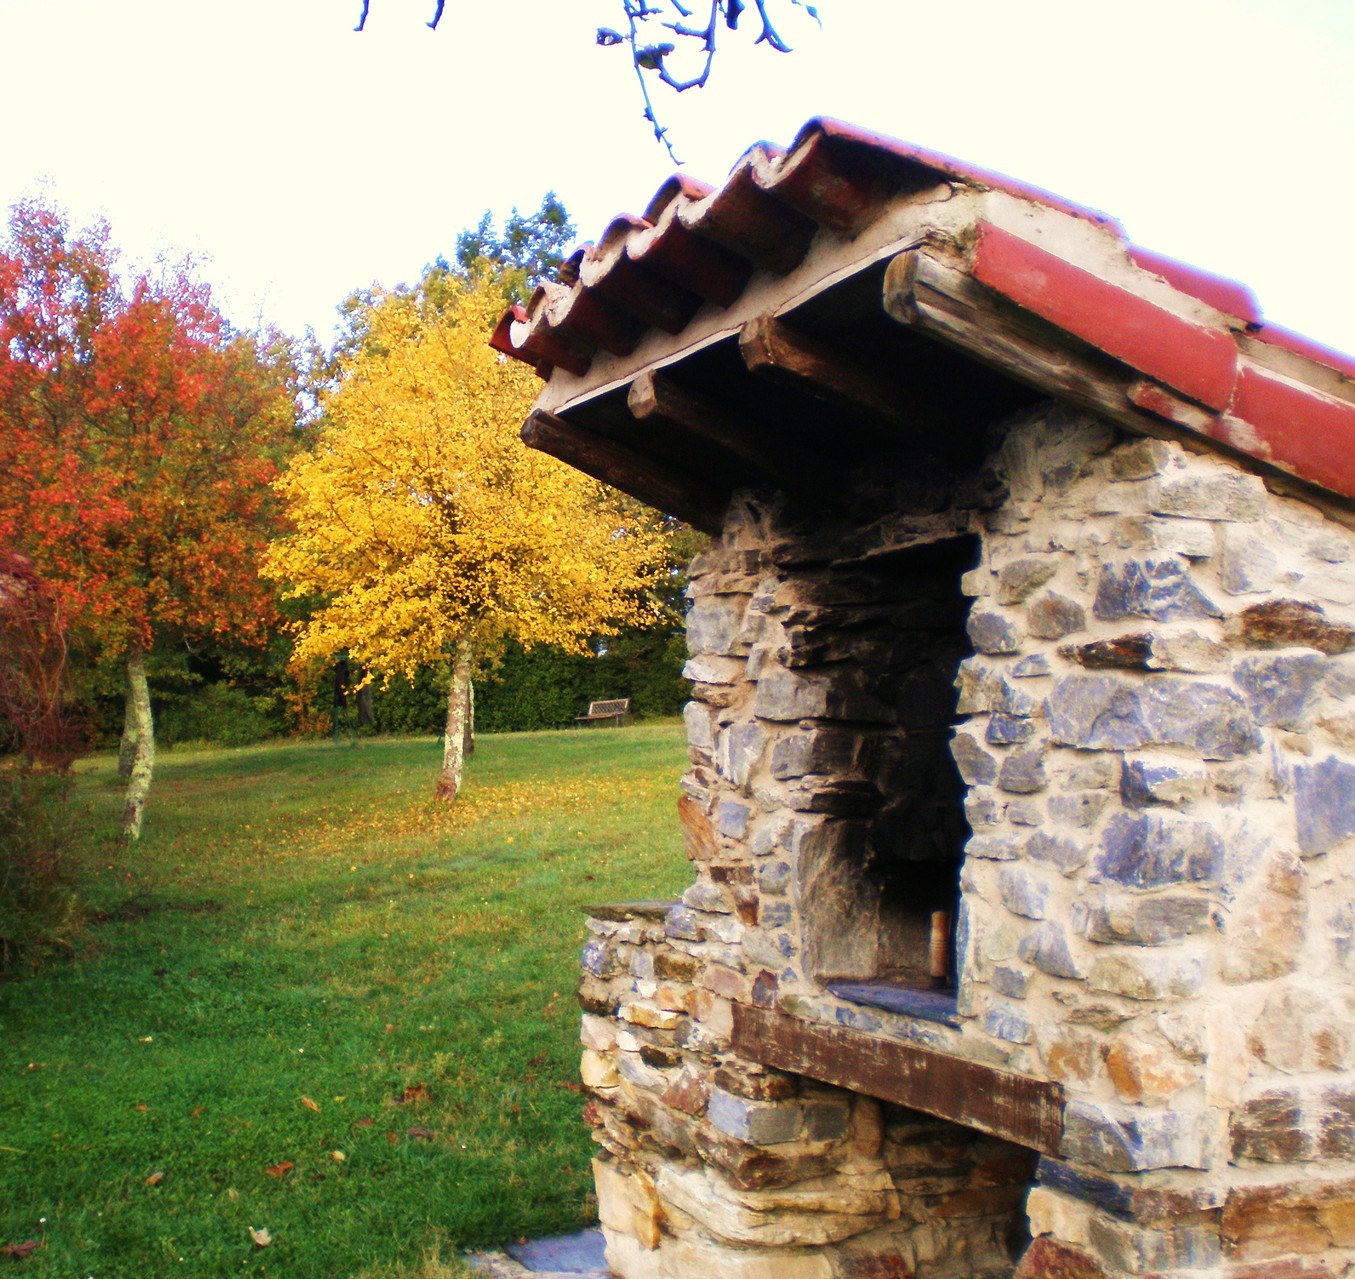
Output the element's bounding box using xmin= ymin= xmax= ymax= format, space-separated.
xmin=0 ymin=200 xmax=297 ymax=839
xmin=264 ymin=273 xmax=668 ymax=800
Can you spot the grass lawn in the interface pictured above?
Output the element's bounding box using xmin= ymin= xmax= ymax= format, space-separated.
xmin=0 ymin=723 xmax=690 ymax=1277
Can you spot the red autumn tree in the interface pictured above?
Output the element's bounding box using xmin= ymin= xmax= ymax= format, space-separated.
xmin=0 ymin=200 xmax=296 ymax=839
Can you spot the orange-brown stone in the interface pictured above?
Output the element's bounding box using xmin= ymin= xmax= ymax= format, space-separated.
xmin=1015 ymin=1237 xmax=1113 ymax=1279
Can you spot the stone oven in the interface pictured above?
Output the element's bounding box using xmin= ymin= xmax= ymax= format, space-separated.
xmin=491 ymin=119 xmax=1355 ymax=1278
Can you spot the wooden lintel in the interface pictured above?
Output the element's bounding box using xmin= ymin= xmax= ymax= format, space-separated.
xmin=521 ymin=410 xmax=727 ymax=534
xmin=732 ymin=1004 xmax=1065 ymax=1155
xmin=627 ymin=370 xmax=821 ymax=496
xmin=738 ymin=313 xmax=957 ymax=440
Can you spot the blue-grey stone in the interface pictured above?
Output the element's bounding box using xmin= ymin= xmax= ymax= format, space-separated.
xmin=964 ymin=791 xmax=1003 ymax=828
xmin=707 ymin=1088 xmax=803 ymax=1144
xmin=759 ymin=901 xmax=792 ymax=927
xmin=1007 ymin=798 xmax=1044 ymax=826
xmin=664 ymin=905 xmax=702 ymax=941
xmin=758 ymin=861 xmax=792 ymax=897
xmin=1234 ymin=653 xmax=1329 ymax=730
xmin=1012 ymin=653 xmax=1052 ymax=678
xmin=581 ymin=939 xmax=620 ymax=978
xmin=955 ymin=659 xmax=1038 ymax=716
xmin=998 ymin=556 xmax=1059 ymax=605
xmin=1061 ymin=1100 xmax=1212 ymax=1171
xmin=988 ymin=713 xmax=1038 ymax=745
xmin=1296 ymin=756 xmax=1355 ymax=855
xmin=1049 ymin=791 xmax=1109 ymax=828
xmin=753 ymin=666 xmax=894 ymax=724
xmin=998 ymin=865 xmax=1050 ymax=920
xmin=1026 ymin=830 xmax=1089 ymax=875
xmin=982 ymin=997 xmax=1032 ymax=1043
xmin=966 ymin=833 xmax=1022 ymax=861
xmin=506 ymin=1228 xmax=608 ymax=1273
xmin=717 ymin=799 xmax=751 ymax=839
xmin=992 ymin=963 xmax=1031 ymax=998
xmin=1093 ymin=558 xmax=1222 ymax=623
xmin=1152 ymin=472 xmax=1265 ymax=522
xmin=1075 ymin=895 xmax=1214 ymax=945
xmin=682 ymin=880 xmax=729 ymax=913
xmin=1121 ymin=759 xmax=1206 ymax=808
xmin=951 ymin=732 xmax=998 ymax=785
xmin=720 ymin=722 xmax=767 ymax=788
xmin=687 ymin=597 xmax=746 ymax=655
xmin=967 ymin=610 xmax=1023 ymax=655
xmin=1018 ymin=921 xmax=1084 ymax=979
xmin=1047 ymin=675 xmax=1259 ymax=760
xmin=1094 ymin=812 xmax=1224 ymax=888
xmin=1028 ymin=591 xmax=1087 ymax=640
xmin=999 ymin=744 xmax=1047 ymax=794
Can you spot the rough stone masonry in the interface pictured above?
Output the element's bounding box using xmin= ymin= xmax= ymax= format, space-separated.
xmin=577 ymin=402 xmax=1355 ymax=1279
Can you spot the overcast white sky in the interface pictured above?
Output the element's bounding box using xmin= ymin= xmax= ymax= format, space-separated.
xmin=3 ymin=0 xmax=1353 ymax=356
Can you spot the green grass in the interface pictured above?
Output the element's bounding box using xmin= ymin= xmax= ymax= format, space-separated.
xmin=0 ymin=724 xmax=690 ymax=1277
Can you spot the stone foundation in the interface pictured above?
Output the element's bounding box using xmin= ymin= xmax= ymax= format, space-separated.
xmin=578 ymin=403 xmax=1355 ymax=1278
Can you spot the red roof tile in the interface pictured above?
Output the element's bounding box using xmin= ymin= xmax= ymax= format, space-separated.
xmin=495 ymin=117 xmax=1355 ymax=507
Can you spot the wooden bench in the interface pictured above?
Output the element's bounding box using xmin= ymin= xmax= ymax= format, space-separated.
xmin=576 ymin=698 xmax=630 ymax=727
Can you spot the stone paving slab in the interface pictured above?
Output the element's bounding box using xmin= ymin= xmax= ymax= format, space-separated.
xmin=467 ymin=1227 xmax=608 ymax=1278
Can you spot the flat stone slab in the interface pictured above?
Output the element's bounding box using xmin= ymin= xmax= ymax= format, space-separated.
xmin=468 ymin=1228 xmax=608 ymax=1277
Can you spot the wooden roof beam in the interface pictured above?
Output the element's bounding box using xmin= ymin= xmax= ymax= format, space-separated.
xmin=738 ymin=313 xmax=959 ymax=442
xmin=627 ymin=370 xmax=823 ymax=499
xmin=521 ymin=410 xmax=727 ymax=534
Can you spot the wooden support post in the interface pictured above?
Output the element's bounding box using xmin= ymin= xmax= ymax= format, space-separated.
xmin=627 ymin=370 xmax=821 ymax=497
xmin=521 ymin=409 xmax=727 ymax=534
xmin=929 ymin=910 xmax=950 ymax=989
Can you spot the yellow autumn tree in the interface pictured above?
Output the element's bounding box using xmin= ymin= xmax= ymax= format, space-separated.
xmin=264 ymin=275 xmax=666 ymax=798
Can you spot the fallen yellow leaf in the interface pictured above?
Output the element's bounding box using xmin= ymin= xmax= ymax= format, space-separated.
xmin=249 ymin=1226 xmax=272 ymax=1248
xmin=301 ymin=1096 xmax=321 ymax=1113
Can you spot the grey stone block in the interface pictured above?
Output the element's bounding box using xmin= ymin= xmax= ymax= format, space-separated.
xmin=1047 ymin=674 xmax=1259 ymax=760
xmin=754 ymin=667 xmax=894 ymax=724
xmin=966 ymin=833 xmax=1022 ymax=861
xmin=951 ymin=731 xmax=998 ymax=785
xmin=1026 ymin=830 xmax=1089 ymax=875
xmin=1012 ymin=653 xmax=1052 ymax=678
xmin=988 ymin=713 xmax=1037 ymax=745
xmin=1062 ymin=1099 xmax=1214 ymax=1171
xmin=992 ymin=963 xmax=1031 ymax=998
xmin=1149 ymin=472 xmax=1266 ymax=522
xmin=998 ymin=865 xmax=1050 ymax=920
xmin=1076 ymin=895 xmax=1214 ymax=945
xmin=998 ymin=556 xmax=1060 ymax=604
xmin=706 ymin=1087 xmax=803 ymax=1144
xmin=1018 ymin=921 xmax=1084 ymax=979
xmin=1234 ymin=653 xmax=1329 ymax=730
xmin=1089 ymin=949 xmax=1206 ymax=1000
xmin=1296 ymin=756 xmax=1355 ymax=855
xmin=1094 ymin=812 xmax=1224 ymax=888
xmin=687 ymin=597 xmax=748 ymax=656
xmin=1120 ymin=758 xmax=1206 ymax=809
xmin=999 ymin=744 xmax=1047 ymax=794
xmin=717 ymin=800 xmax=752 ymax=839
xmin=981 ymin=997 xmax=1032 ymax=1043
xmin=967 ymin=610 xmax=1024 ymax=655
xmin=1093 ymin=558 xmax=1222 ymax=623
xmin=758 ymin=861 xmax=792 ymax=897
xmin=1048 ymin=791 xmax=1109 ymax=828
xmin=1028 ymin=591 xmax=1087 ymax=640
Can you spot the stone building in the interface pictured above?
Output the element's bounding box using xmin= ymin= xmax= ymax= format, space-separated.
xmin=490 ymin=119 xmax=1355 ymax=1278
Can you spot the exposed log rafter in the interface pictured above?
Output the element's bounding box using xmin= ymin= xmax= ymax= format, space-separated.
xmin=521 ymin=409 xmax=727 ymax=534
xmin=627 ymin=369 xmax=824 ymax=499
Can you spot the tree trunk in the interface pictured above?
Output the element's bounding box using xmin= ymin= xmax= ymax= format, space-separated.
xmin=463 ymin=675 xmax=475 ymax=758
xmin=434 ymin=639 xmax=473 ymax=802
xmin=118 ymin=675 xmax=138 ymax=780
xmin=120 ymin=644 xmax=155 ymax=841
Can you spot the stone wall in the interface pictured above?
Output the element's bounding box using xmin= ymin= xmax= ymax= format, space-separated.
xmin=579 ymin=401 xmax=1355 ymax=1278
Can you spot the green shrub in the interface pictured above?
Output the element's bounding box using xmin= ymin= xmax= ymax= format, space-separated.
xmin=0 ymin=764 xmax=84 ymax=973
xmin=371 ymin=665 xmax=449 ymax=735
xmin=156 ymin=682 xmax=285 ymax=749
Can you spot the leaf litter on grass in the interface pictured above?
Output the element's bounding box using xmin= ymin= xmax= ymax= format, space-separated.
xmin=3 ymin=727 xmax=688 ymax=1277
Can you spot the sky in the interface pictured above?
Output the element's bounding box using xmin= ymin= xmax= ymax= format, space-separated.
xmin=3 ymin=0 xmax=1354 ymax=357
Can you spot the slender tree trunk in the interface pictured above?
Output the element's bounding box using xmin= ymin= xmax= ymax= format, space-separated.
xmin=463 ymin=676 xmax=475 ymax=758
xmin=120 ymin=644 xmax=155 ymax=841
xmin=434 ymin=639 xmax=473 ymax=802
xmin=118 ymin=675 xmax=138 ymax=780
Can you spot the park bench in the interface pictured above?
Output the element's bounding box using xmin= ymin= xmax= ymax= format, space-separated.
xmin=576 ymin=698 xmax=630 ymax=727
